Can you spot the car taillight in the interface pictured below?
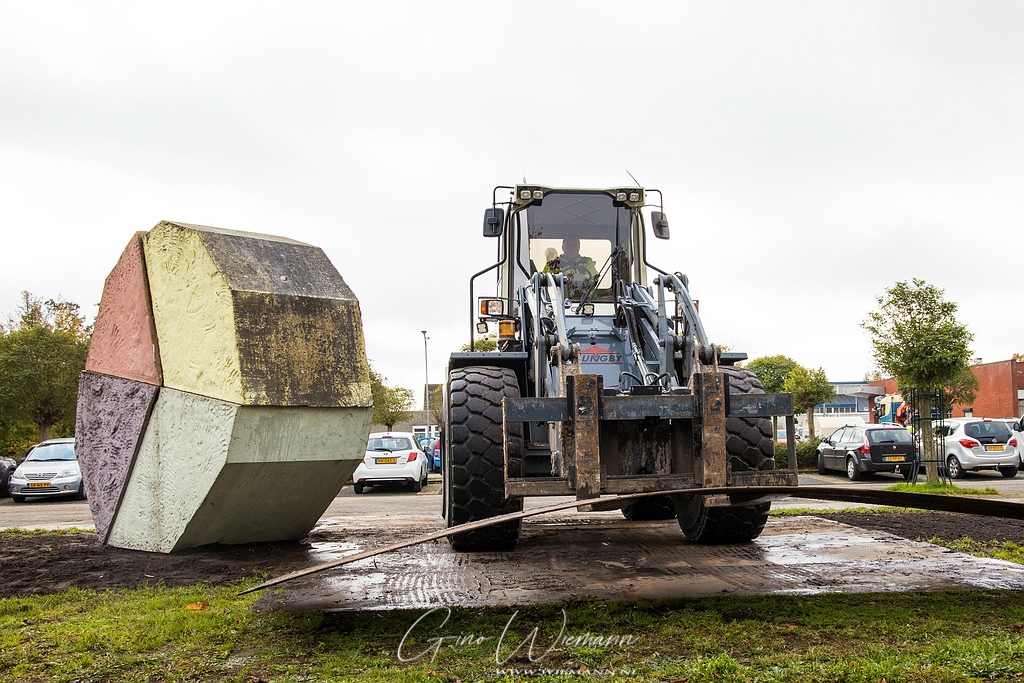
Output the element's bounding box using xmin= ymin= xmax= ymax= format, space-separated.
xmin=408 ymin=451 xmax=418 ymax=461
xmin=959 ymin=438 xmax=981 ymax=449
xmin=1011 ymin=437 xmax=1018 ymax=447
xmin=861 ymin=438 xmax=870 ymax=454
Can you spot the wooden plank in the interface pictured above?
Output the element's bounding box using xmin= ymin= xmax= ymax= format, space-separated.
xmin=785 ymin=414 xmax=797 ymax=472
xmin=568 ymin=374 xmax=602 ymax=499
xmin=504 ymin=393 xmax=791 ymax=423
xmin=728 ymin=393 xmax=793 ymax=418
xmin=728 ymin=470 xmax=799 ymax=487
xmin=504 ymin=397 xmax=567 ymax=423
xmin=505 ymin=478 xmax=573 ymax=496
xmin=695 ymin=372 xmax=728 ymax=489
xmin=604 ymin=474 xmax=695 ymax=493
xmin=602 ymin=395 xmax=697 ymax=419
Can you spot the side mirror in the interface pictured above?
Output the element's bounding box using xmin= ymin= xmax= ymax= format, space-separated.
xmin=651 ymin=211 xmax=670 ymax=239
xmin=483 ymin=208 xmax=505 ymax=237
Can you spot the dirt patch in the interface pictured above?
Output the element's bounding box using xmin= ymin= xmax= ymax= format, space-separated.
xmin=2 ymin=512 xmax=1024 ymax=599
xmin=810 ymin=510 xmax=1024 ymax=544
xmin=0 ymin=531 xmax=328 ymax=599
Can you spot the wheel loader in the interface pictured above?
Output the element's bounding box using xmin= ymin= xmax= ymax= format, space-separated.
xmin=442 ymin=185 xmax=799 ymax=550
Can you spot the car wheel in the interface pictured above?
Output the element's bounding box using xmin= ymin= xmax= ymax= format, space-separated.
xmin=74 ymin=484 xmax=87 ymax=500
xmin=12 ymin=495 xmax=25 ymax=503
xmin=410 ymin=473 xmax=423 ymax=493
xmin=946 ymin=455 xmax=964 ymax=479
xmin=353 ymin=482 xmax=364 ymax=494
xmin=817 ymin=452 xmax=827 ymax=475
xmin=674 ymin=366 xmax=773 ymax=543
xmin=1000 ymin=466 xmax=1017 ymax=478
xmin=846 ymin=456 xmax=862 ymax=481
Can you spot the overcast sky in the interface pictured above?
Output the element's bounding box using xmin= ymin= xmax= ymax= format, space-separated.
xmin=2 ymin=1 xmax=1022 ymax=401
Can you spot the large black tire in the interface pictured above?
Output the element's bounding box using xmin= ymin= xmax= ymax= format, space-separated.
xmin=621 ymin=497 xmax=677 ymax=520
xmin=674 ymin=365 xmax=773 ymax=543
xmin=675 ymin=493 xmax=770 ymax=544
xmin=444 ymin=366 xmax=523 ymax=551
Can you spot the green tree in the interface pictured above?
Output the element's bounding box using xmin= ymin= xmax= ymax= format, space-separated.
xmin=460 ymin=335 xmax=497 ymax=352
xmin=862 ymin=279 xmax=974 ymax=483
xmin=783 ymin=366 xmax=835 ymax=441
xmin=747 ymin=355 xmax=799 ymax=436
xmin=428 ymin=384 xmax=443 ymax=427
xmin=369 ymin=365 xmax=413 ymax=431
xmin=0 ymin=293 xmax=91 ymax=443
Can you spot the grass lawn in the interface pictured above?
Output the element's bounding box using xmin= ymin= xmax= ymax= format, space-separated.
xmin=4 ymin=580 xmax=1024 ymax=681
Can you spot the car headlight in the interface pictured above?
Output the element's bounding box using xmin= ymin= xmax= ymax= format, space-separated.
xmin=10 ymin=469 xmax=26 ymax=481
xmin=57 ymin=468 xmax=80 ymax=478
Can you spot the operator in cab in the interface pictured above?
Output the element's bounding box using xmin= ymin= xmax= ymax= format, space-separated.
xmin=543 ymin=237 xmax=598 ymax=296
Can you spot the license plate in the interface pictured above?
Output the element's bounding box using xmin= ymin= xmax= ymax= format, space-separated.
xmin=985 ymin=445 xmax=1004 ymax=452
xmin=28 ymin=482 xmax=50 ymax=488
xmin=883 ymin=456 xmax=905 ymax=462
xmin=376 ymin=457 xmax=397 ymax=465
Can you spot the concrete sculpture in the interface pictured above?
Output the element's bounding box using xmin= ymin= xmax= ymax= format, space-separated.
xmin=76 ymin=222 xmax=372 ymax=553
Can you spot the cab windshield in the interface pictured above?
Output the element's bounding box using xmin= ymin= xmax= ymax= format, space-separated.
xmin=520 ymin=192 xmax=632 ymax=300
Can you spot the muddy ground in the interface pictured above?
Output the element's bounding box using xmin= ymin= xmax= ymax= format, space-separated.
xmin=3 ymin=511 xmax=1023 ymax=599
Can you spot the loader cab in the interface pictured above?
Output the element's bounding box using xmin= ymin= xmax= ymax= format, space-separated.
xmin=499 ymin=186 xmax=653 ymax=305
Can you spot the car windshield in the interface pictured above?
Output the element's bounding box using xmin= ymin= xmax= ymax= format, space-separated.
xmin=867 ymin=429 xmax=913 ymax=445
xmin=368 ymin=437 xmax=412 ymax=451
xmin=25 ymin=442 xmax=76 ymax=462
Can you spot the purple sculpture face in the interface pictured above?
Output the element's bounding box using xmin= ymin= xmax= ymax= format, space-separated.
xmin=75 ymin=372 xmax=159 ymax=542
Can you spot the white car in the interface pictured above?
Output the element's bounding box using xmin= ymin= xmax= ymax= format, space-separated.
xmin=9 ymin=438 xmax=84 ymax=502
xmin=935 ymin=418 xmax=1018 ymax=479
xmin=352 ymin=432 xmax=429 ymax=494
xmin=1006 ymin=417 xmax=1024 ymax=468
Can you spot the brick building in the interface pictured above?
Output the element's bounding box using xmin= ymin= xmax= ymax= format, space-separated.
xmin=868 ymin=359 xmax=1024 ymax=421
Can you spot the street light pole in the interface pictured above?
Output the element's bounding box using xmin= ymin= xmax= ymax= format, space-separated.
xmin=421 ymin=330 xmax=430 ymax=442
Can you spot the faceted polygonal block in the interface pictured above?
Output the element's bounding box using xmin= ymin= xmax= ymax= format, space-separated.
xmin=85 ymin=232 xmax=163 ymax=385
xmin=107 ymin=387 xmax=372 ymax=553
xmin=143 ymin=221 xmax=371 ymax=408
xmin=77 ymin=221 xmax=375 ymax=553
xmin=75 ymin=371 xmax=160 ymax=542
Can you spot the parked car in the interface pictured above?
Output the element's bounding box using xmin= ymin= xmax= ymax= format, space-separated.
xmin=352 ymin=432 xmax=429 ymax=493
xmin=0 ymin=455 xmax=17 ymax=497
xmin=8 ymin=438 xmax=84 ymax=503
xmin=816 ymin=424 xmax=917 ymax=481
xmin=1000 ymin=417 xmax=1024 ymax=468
xmin=418 ymin=437 xmax=440 ymax=472
xmin=935 ymin=418 xmax=1018 ymax=479
xmin=775 ymin=428 xmax=804 ymax=444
